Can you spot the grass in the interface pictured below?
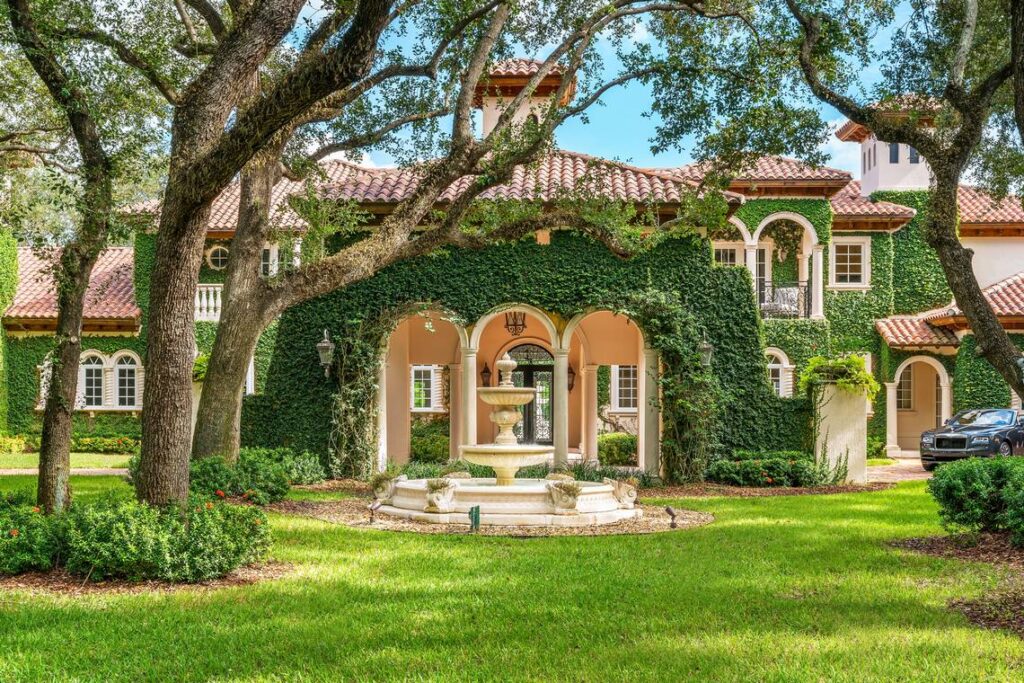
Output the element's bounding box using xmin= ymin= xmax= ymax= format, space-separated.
xmin=1 ymin=475 xmax=1022 ymax=681
xmin=867 ymin=457 xmax=898 ymax=467
xmin=0 ymin=452 xmax=131 ymax=470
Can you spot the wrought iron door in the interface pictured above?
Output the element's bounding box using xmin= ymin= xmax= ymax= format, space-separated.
xmin=508 ymin=344 xmax=554 ymax=445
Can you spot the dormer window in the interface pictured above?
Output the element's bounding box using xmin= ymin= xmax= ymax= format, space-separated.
xmin=889 ymin=143 xmax=899 ymax=163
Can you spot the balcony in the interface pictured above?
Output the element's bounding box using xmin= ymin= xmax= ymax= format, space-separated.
xmin=195 ymin=283 xmax=222 ymax=322
xmin=758 ymin=280 xmax=811 ymax=319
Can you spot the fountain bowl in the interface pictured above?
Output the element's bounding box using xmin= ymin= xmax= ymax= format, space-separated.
xmin=460 ymin=444 xmax=553 ymax=485
xmin=477 ymin=385 xmax=537 ymax=407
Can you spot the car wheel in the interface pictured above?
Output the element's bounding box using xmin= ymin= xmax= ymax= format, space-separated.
xmin=999 ymin=440 xmax=1013 ymax=456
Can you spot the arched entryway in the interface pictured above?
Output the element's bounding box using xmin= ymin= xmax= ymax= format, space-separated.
xmin=506 ymin=343 xmax=554 ymax=445
xmin=884 ymin=355 xmax=952 ymax=455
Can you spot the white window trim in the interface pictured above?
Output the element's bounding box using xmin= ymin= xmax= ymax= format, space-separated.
xmin=829 ymin=236 xmax=872 ymax=291
xmin=110 ymin=350 xmax=144 ymax=410
xmin=712 ymin=241 xmax=741 ymax=267
xmin=610 ymin=364 xmax=639 ymax=413
xmin=764 ymin=347 xmax=795 ymax=398
xmin=38 ymin=350 xmax=144 ymax=413
xmin=711 ymin=240 xmax=774 ymax=281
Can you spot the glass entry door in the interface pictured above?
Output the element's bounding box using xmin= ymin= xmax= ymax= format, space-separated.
xmin=508 ymin=344 xmax=554 ymax=445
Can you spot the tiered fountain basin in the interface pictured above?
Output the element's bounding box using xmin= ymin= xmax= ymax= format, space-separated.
xmin=377 ymin=477 xmax=642 ymax=527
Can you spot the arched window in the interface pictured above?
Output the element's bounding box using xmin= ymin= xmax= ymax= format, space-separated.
xmin=765 ymin=348 xmax=793 ymax=398
xmin=80 ymin=355 xmax=104 ymax=407
xmin=116 ymin=355 xmax=138 ymax=407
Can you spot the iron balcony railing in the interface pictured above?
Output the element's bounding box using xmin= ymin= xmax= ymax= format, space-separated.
xmin=757 ymin=280 xmax=811 ymax=319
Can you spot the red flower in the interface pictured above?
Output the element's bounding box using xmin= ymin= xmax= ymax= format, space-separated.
xmin=204 ymin=501 xmax=214 ymax=510
xmin=215 ymin=489 xmax=226 ymax=498
xmin=9 ymin=529 xmax=19 ymax=538
xmin=31 ymin=506 xmax=41 ymax=513
xmin=766 ymin=477 xmax=775 ymax=484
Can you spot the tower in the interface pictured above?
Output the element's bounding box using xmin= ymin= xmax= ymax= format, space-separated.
xmin=473 ymin=59 xmax=576 ymax=137
xmin=836 ymin=107 xmax=934 ymax=196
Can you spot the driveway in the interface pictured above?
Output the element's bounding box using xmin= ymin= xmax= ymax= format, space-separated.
xmin=868 ymin=458 xmax=931 ymax=483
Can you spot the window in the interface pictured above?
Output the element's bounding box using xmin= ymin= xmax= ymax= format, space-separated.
xmin=829 ymin=237 xmax=871 ymax=289
xmin=261 ymin=248 xmax=273 ymax=277
xmin=714 ymin=248 xmax=737 ymax=266
xmin=765 ymin=348 xmax=791 ymax=397
xmin=767 ymin=357 xmax=783 ymax=396
xmin=909 ymin=146 xmax=920 ymax=164
xmin=207 ymin=245 xmax=230 ymax=270
xmin=411 ymin=365 xmax=435 ymax=411
xmin=116 ymin=356 xmax=138 ymax=407
xmin=612 ymin=365 xmax=638 ymax=410
xmin=889 ymin=143 xmax=899 ymax=163
xmin=81 ymin=355 xmax=104 ymax=407
xmin=897 ymin=366 xmax=913 ymax=410
xmin=862 ymin=151 xmax=866 ymax=174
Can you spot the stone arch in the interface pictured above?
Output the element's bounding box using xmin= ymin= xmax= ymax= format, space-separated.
xmin=728 ymin=215 xmax=753 ymax=244
xmin=560 ymin=308 xmax=647 ymax=351
xmin=469 ymin=303 xmax=558 ymax=351
xmin=893 ymin=355 xmax=950 ymax=387
xmin=885 ymin=355 xmax=952 ymax=454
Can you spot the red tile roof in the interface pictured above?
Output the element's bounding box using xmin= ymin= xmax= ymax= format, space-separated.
xmin=128 ymin=159 xmax=368 ymax=232
xmin=488 ymin=58 xmax=564 ymax=78
xmin=875 ymin=315 xmax=960 ymax=348
xmin=924 ymin=272 xmax=1024 ymax=321
xmin=322 ymin=150 xmax=744 ymax=206
xmin=830 ymin=181 xmax=917 ymax=219
xmin=958 ymin=185 xmax=1024 ymax=225
xmin=673 ymin=156 xmax=851 ymax=183
xmin=3 ymin=247 xmax=140 ymax=324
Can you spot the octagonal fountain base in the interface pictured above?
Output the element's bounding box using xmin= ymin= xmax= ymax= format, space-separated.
xmin=377 ymin=477 xmax=642 ymax=527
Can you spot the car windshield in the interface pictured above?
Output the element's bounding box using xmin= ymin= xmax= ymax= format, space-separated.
xmin=953 ymin=409 xmax=1017 ymax=426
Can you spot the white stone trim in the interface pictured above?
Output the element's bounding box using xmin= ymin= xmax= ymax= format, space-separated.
xmin=764 ymin=347 xmax=795 ymax=398
xmin=205 ymin=244 xmax=230 ymax=270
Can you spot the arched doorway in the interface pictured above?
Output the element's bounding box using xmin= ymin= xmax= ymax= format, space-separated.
xmin=507 ymin=343 xmax=554 ymax=444
xmin=884 ymin=355 xmax=952 ymax=454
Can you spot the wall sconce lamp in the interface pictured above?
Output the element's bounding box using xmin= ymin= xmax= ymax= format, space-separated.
xmin=504 ymin=310 xmax=527 ymax=336
xmin=480 ymin=362 xmax=492 ymax=387
xmin=316 ymin=329 xmax=335 ymax=378
xmin=567 ymin=364 xmax=576 ymax=391
xmin=698 ymin=332 xmax=714 ymax=368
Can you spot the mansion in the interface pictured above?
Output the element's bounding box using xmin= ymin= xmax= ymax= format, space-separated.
xmin=3 ymin=60 xmax=1024 ymax=471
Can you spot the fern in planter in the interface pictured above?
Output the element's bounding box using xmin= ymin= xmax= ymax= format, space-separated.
xmin=798 ymin=355 xmax=880 ymax=399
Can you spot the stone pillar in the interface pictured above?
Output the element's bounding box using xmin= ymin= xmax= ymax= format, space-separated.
xmin=884 ymin=381 xmax=900 ymax=455
xmin=376 ymin=361 xmax=388 ymax=472
xmin=553 ymin=348 xmax=570 ymax=468
xmin=940 ymin=381 xmax=952 ymax=424
xmin=744 ymin=245 xmax=759 ymax=290
xmin=798 ymin=252 xmax=810 ymax=283
xmin=461 ymin=349 xmax=477 ymax=446
xmin=448 ymin=362 xmax=462 ymax=461
xmin=583 ymin=364 xmax=599 ymax=463
xmin=640 ymin=347 xmax=661 ymax=477
xmin=815 ymin=383 xmax=868 ymax=483
xmin=811 ymin=245 xmax=825 ymax=319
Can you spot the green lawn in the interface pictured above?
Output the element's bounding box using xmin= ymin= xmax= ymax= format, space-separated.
xmin=867 ymin=457 xmax=898 ymax=466
xmin=1 ymin=475 xmax=1022 ymax=681
xmin=0 ymin=452 xmax=131 ymax=470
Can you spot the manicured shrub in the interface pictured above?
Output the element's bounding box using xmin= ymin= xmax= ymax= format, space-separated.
xmin=189 ymin=452 xmax=290 ymax=505
xmin=597 ymin=433 xmax=638 ymax=466
xmin=0 ymin=434 xmax=27 ymax=454
xmin=283 ymin=450 xmax=327 ymax=485
xmin=732 ymin=450 xmax=813 ymax=463
xmin=707 ymin=456 xmax=821 ymax=487
xmin=409 ymin=418 xmax=450 ymax=464
xmin=70 ymin=435 xmax=139 ymax=454
xmin=0 ymin=505 xmax=62 ymax=574
xmin=928 ymin=457 xmax=1024 ymax=535
xmin=866 ymin=437 xmax=887 ymax=460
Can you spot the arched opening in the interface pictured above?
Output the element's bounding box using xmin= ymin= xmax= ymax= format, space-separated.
xmin=507 ymin=343 xmax=554 ymax=445
xmin=381 ymin=310 xmax=465 ymax=466
xmin=886 ymin=355 xmax=952 ymax=454
xmin=764 ymin=347 xmax=794 ymax=398
xmin=751 ymin=215 xmax=819 ymax=319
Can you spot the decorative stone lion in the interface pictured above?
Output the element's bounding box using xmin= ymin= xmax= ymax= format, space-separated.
xmin=547 ymin=481 xmax=582 ymax=515
xmin=424 ymin=478 xmax=458 ymax=513
xmin=603 ymin=477 xmax=638 ymax=509
xmin=545 ymin=472 xmax=575 ymax=482
xmin=373 ymin=474 xmax=406 ymax=505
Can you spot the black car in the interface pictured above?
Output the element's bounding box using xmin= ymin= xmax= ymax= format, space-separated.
xmin=920 ymin=409 xmax=1024 ymax=471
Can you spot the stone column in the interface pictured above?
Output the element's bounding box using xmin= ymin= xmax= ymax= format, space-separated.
xmin=553 ymin=348 xmax=570 ymax=468
xmin=884 ymin=381 xmax=900 ymax=455
xmin=640 ymin=347 xmax=661 ymax=477
xmin=744 ymin=245 xmax=759 ymax=291
xmin=811 ymin=245 xmax=825 ymax=319
xmin=815 ymin=383 xmax=868 ymax=483
xmin=376 ymin=360 xmax=388 ymax=472
xmin=583 ymin=364 xmax=599 ymax=462
xmin=448 ymin=362 xmax=462 ymax=461
xmin=939 ymin=380 xmax=952 ymax=424
xmin=461 ymin=348 xmax=477 ymax=446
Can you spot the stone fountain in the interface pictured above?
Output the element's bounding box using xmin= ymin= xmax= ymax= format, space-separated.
xmin=375 ymin=353 xmax=643 ymax=527
xmin=459 ymin=353 xmax=553 ymax=484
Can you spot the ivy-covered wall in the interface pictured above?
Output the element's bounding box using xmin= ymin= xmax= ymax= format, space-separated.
xmin=732 ymin=198 xmax=833 ymax=245
xmin=952 ymin=335 xmax=1024 ymax=411
xmin=0 ymin=228 xmax=18 ymax=434
xmin=244 ymin=232 xmax=812 ymax=462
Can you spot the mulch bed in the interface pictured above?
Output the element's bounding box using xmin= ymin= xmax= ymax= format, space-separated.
xmin=0 ymin=562 xmax=294 ymax=597
xmin=892 ymin=533 xmax=1024 ymax=638
xmin=269 ymin=497 xmax=713 ymax=537
xmin=646 ymin=481 xmax=893 ymax=498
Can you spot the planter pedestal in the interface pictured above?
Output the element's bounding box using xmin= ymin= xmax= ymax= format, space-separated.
xmin=814 ymin=383 xmax=868 ymax=484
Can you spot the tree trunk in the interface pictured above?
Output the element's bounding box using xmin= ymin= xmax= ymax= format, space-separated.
xmin=923 ymin=175 xmax=1024 ymax=400
xmin=136 ymin=198 xmax=210 ymax=504
xmin=191 ymin=154 xmax=279 ymax=461
xmin=36 ymin=249 xmax=98 ymax=512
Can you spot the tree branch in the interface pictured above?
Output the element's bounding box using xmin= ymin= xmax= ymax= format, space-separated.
xmin=182 ymin=0 xmax=226 ymax=40
xmin=307 ymin=108 xmax=448 ymax=162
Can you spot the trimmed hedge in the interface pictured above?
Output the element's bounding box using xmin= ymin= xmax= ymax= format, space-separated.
xmin=597 ymin=432 xmax=637 ymax=466
xmin=409 ymin=417 xmax=450 ymax=464
xmin=928 ymin=457 xmax=1024 ymax=543
xmin=706 ymin=458 xmax=820 ymax=487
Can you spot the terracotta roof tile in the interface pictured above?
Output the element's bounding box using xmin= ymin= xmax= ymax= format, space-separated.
xmin=830 ymin=181 xmax=917 ymax=219
xmin=875 ymin=315 xmax=959 ymax=348
xmin=4 ymin=247 xmax=140 ymax=323
xmin=488 ymin=59 xmax=563 ymax=78
xmin=958 ymin=185 xmax=1024 ymax=224
xmin=673 ymin=156 xmax=851 ymax=183
xmin=928 ymin=272 xmax=1024 ymax=319
xmin=322 ymin=150 xmax=743 ymax=206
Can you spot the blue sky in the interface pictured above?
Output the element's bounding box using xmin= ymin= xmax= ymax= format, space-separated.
xmin=362 ymin=3 xmax=910 ymax=175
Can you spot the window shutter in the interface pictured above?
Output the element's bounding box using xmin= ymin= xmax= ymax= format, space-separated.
xmin=432 ymin=365 xmax=443 ymax=411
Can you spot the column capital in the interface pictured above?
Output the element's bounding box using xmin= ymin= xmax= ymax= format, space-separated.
xmin=812 ymin=244 xmax=825 ymax=254
xmin=884 ymin=381 xmax=898 ymax=390
xmin=460 ymin=347 xmax=477 ymax=356
xmin=553 ymin=347 xmax=570 ymax=358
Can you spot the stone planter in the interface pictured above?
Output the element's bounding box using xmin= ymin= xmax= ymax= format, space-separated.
xmin=814 ymin=383 xmax=868 ymax=484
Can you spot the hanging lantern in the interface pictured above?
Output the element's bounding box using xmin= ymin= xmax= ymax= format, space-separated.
xmin=480 ymin=363 xmax=493 ymax=386
xmin=504 ymin=311 xmax=527 ymax=336
xmin=567 ymin=364 xmax=576 ymax=392
xmin=316 ymin=329 xmax=335 ymax=377
xmin=699 ymin=332 xmax=715 ymax=368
